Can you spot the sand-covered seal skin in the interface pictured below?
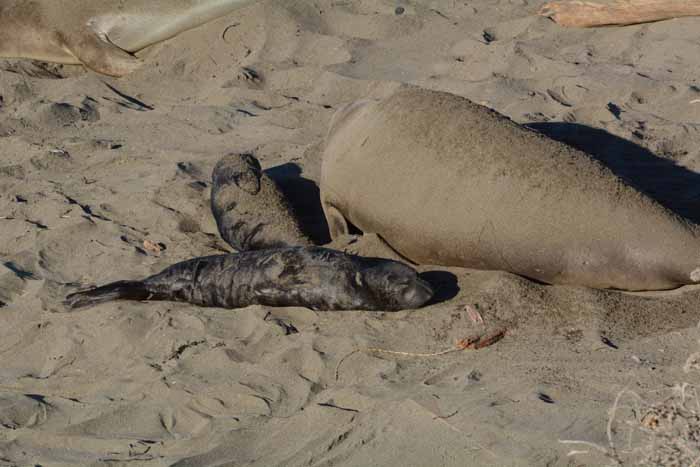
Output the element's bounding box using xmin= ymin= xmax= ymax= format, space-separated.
xmin=0 ymin=0 xmax=258 ymax=76
xmin=211 ymin=153 xmax=312 ymax=251
xmin=64 ymin=247 xmax=434 ymax=311
xmin=321 ymin=85 xmax=700 ymax=291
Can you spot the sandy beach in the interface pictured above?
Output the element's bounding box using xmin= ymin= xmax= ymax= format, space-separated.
xmin=2 ymin=1 xmax=700 ymax=465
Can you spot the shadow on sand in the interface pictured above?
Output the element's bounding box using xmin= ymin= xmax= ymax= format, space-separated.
xmin=266 ymin=163 xmax=331 ymax=245
xmin=528 ymin=122 xmax=700 ymax=223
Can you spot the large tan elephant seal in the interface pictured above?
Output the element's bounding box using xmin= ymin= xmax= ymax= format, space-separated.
xmin=0 ymin=0 xmax=257 ymax=76
xmin=320 ymin=85 xmax=700 ymax=291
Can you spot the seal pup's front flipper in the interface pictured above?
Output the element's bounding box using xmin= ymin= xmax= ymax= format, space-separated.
xmin=63 ymin=28 xmax=143 ymax=77
xmin=64 ymin=280 xmax=150 ymax=309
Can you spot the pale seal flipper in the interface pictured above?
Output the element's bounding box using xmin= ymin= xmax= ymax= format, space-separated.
xmin=211 ymin=153 xmax=313 ymax=251
xmin=63 ymin=247 xmax=433 ymax=311
xmin=65 ymin=27 xmax=144 ymax=77
xmin=321 ymin=85 xmax=700 ymax=291
xmin=0 ymin=0 xmax=258 ymax=76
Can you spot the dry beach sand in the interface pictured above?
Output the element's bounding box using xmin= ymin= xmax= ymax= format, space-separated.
xmin=1 ymin=0 xmax=700 ymax=465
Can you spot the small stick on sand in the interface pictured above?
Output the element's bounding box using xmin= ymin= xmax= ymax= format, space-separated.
xmin=539 ymin=0 xmax=700 ymax=27
xmin=334 ymin=329 xmax=506 ymax=381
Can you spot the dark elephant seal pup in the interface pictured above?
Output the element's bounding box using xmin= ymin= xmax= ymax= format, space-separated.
xmin=211 ymin=153 xmax=312 ymax=252
xmin=321 ymin=85 xmax=700 ymax=291
xmin=0 ymin=0 xmax=257 ymax=76
xmin=64 ymin=247 xmax=434 ymax=311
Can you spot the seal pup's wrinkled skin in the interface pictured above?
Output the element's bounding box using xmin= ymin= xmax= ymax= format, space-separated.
xmin=64 ymin=247 xmax=434 ymax=311
xmin=0 ymin=0 xmax=258 ymax=76
xmin=321 ymin=85 xmax=700 ymax=291
xmin=211 ymin=153 xmax=312 ymax=252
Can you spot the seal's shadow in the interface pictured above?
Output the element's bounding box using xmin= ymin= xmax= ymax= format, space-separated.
xmin=528 ymin=122 xmax=700 ymax=224
xmin=419 ymin=270 xmax=460 ymax=305
xmin=266 ymin=163 xmax=331 ymax=245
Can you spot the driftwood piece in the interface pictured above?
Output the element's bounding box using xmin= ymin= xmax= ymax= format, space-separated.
xmin=539 ymin=0 xmax=700 ymax=27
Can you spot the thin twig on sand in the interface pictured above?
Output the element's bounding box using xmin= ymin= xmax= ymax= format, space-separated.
xmin=334 ymin=329 xmax=506 ymax=381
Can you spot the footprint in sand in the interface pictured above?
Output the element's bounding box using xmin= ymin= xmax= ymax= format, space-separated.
xmin=0 ymin=393 xmax=51 ymax=429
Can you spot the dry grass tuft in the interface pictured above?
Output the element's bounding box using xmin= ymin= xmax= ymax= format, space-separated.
xmin=561 ymin=343 xmax=700 ymax=466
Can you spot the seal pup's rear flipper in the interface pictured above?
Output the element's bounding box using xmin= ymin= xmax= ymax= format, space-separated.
xmin=64 ymin=29 xmax=143 ymax=77
xmin=64 ymin=280 xmax=149 ymax=309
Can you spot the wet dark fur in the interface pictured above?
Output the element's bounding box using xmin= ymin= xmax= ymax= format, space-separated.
xmin=65 ymin=247 xmax=433 ymax=311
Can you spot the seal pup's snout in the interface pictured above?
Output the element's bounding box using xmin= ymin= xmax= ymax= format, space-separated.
xmin=364 ymin=261 xmax=434 ymax=310
xmin=400 ymin=276 xmax=434 ymax=309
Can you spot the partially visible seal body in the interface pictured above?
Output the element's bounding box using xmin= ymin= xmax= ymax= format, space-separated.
xmin=64 ymin=247 xmax=434 ymax=311
xmin=321 ymin=85 xmax=700 ymax=291
xmin=0 ymin=0 xmax=258 ymax=76
xmin=211 ymin=153 xmax=312 ymax=251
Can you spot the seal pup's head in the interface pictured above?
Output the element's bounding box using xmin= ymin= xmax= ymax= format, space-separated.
xmin=212 ymin=152 xmax=262 ymax=195
xmin=360 ymin=260 xmax=434 ymax=310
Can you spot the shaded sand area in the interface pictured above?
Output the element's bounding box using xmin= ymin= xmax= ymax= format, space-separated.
xmin=1 ymin=1 xmax=700 ymax=465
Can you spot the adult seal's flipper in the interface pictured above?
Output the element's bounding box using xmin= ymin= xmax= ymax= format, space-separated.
xmin=64 ymin=29 xmax=143 ymax=77
xmin=0 ymin=0 xmax=259 ymax=77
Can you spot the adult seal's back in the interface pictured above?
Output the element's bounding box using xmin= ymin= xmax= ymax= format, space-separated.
xmin=321 ymin=85 xmax=700 ymax=291
xmin=0 ymin=0 xmax=258 ymax=76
